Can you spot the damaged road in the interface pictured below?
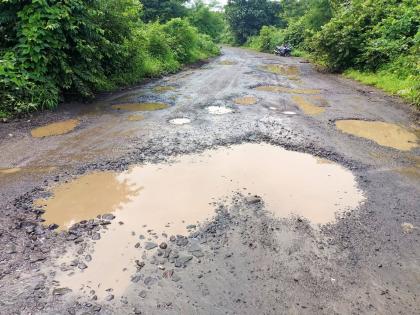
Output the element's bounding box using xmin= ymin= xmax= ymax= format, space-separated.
xmin=0 ymin=47 xmax=419 ymax=314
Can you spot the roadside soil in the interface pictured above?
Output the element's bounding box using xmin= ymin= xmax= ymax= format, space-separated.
xmin=0 ymin=47 xmax=419 ymax=315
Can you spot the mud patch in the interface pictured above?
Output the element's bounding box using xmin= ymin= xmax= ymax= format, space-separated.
xmin=127 ymin=115 xmax=145 ymax=122
xmin=206 ymin=106 xmax=233 ymax=115
xmin=261 ymin=64 xmax=299 ymax=77
xmin=31 ymin=119 xmax=80 ymax=138
xmin=0 ymin=168 xmax=21 ymax=175
xmin=233 ymin=96 xmax=257 ymax=106
xmin=153 ymin=86 xmax=176 ymax=93
xmin=255 ymin=85 xmax=321 ymax=95
xmin=169 ymin=118 xmax=191 ymax=125
xmin=43 ymin=143 xmax=363 ymax=298
xmin=111 ymin=103 xmax=168 ymax=112
xmin=336 ymin=120 xmax=418 ymax=151
xmin=292 ymin=95 xmax=325 ymax=116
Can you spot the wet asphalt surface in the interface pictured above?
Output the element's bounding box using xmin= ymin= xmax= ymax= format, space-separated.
xmin=0 ymin=47 xmax=419 ymax=314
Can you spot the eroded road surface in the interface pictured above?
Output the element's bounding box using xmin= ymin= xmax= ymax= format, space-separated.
xmin=0 ymin=47 xmax=419 ymax=314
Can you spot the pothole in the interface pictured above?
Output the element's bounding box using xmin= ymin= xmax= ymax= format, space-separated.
xmin=335 ymin=120 xmax=418 ymax=151
xmin=255 ymin=85 xmax=321 ymax=95
xmin=169 ymin=118 xmax=191 ymax=125
xmin=260 ymin=64 xmax=300 ymax=77
xmin=233 ymin=96 xmax=257 ymax=106
xmin=31 ymin=119 xmax=80 ymax=138
xmin=292 ymin=95 xmax=325 ymax=116
xmin=127 ymin=115 xmax=145 ymax=122
xmin=206 ymin=106 xmax=233 ymax=115
xmin=111 ymin=103 xmax=168 ymax=112
xmin=37 ymin=143 xmax=364 ymax=298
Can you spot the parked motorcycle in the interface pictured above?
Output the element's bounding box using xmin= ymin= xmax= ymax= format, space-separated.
xmin=274 ymin=45 xmax=292 ymax=57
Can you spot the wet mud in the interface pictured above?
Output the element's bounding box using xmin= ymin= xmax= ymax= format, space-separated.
xmin=31 ymin=119 xmax=80 ymax=138
xmin=292 ymin=95 xmax=326 ymax=116
xmin=336 ymin=120 xmax=418 ymax=151
xmin=233 ymin=96 xmax=257 ymax=106
xmin=111 ymin=103 xmax=169 ymax=112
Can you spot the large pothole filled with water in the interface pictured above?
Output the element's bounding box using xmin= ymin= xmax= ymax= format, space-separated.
xmin=36 ymin=143 xmax=364 ymax=298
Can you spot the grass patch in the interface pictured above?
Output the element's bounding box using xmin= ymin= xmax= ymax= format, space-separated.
xmin=344 ymin=69 xmax=419 ymax=108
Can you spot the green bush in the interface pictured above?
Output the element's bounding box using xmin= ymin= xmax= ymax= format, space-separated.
xmin=247 ymin=26 xmax=284 ymax=52
xmin=0 ymin=1 xmax=220 ymax=117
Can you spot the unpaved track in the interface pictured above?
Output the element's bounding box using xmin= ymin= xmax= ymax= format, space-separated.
xmin=0 ymin=47 xmax=419 ymax=314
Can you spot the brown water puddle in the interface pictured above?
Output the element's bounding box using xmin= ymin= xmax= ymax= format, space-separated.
xmin=35 ymin=172 xmax=141 ymax=230
xmin=234 ymin=96 xmax=257 ymax=106
xmin=111 ymin=103 xmax=168 ymax=112
xmin=153 ymin=86 xmax=176 ymax=93
xmin=255 ymin=85 xmax=321 ymax=95
xmin=39 ymin=143 xmax=364 ymax=298
xmin=261 ymin=64 xmax=299 ymax=77
xmin=336 ymin=120 xmax=418 ymax=151
xmin=0 ymin=168 xmax=21 ymax=175
xmin=292 ymin=95 xmax=325 ymax=116
xmin=127 ymin=115 xmax=145 ymax=122
xmin=31 ymin=119 xmax=80 ymax=138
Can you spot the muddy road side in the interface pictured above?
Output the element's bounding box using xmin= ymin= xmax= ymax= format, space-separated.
xmin=0 ymin=47 xmax=419 ymax=314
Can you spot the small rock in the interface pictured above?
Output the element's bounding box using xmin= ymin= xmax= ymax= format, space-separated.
xmin=102 ymin=214 xmax=115 ymax=221
xmin=105 ymin=294 xmax=114 ymax=301
xmin=78 ymin=262 xmax=88 ymax=270
xmin=144 ymin=242 xmax=158 ymax=250
xmin=139 ymin=290 xmax=147 ymax=298
xmin=245 ymin=196 xmax=261 ymax=204
xmin=186 ymin=224 xmax=196 ymax=229
xmin=159 ymin=242 xmax=168 ymax=249
xmin=92 ymin=233 xmax=101 ymax=240
xmin=136 ymin=260 xmax=145 ymax=269
xmin=48 ymin=224 xmax=59 ymax=230
xmin=169 ymin=235 xmax=176 ymax=242
xmin=133 ymin=307 xmax=142 ymax=314
xmin=172 ymin=274 xmax=181 ymax=282
xmin=85 ymin=254 xmax=92 ymax=262
xmin=144 ymin=276 xmax=156 ymax=286
xmin=175 ymin=255 xmax=193 ymax=267
xmin=163 ymin=269 xmax=174 ymax=279
xmin=53 ymin=287 xmax=72 ymax=296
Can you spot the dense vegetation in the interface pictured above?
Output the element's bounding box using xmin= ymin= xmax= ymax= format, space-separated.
xmin=0 ymin=0 xmax=222 ymax=117
xmin=227 ymin=0 xmax=419 ymax=106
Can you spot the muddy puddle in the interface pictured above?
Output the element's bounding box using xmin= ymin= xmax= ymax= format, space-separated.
xmin=39 ymin=143 xmax=364 ymax=298
xmin=169 ymin=118 xmax=191 ymax=125
xmin=206 ymin=106 xmax=233 ymax=115
xmin=261 ymin=64 xmax=299 ymax=78
xmin=255 ymin=85 xmax=321 ymax=95
xmin=127 ymin=115 xmax=145 ymax=122
xmin=31 ymin=119 xmax=80 ymax=138
xmin=336 ymin=120 xmax=418 ymax=151
xmin=233 ymin=96 xmax=257 ymax=106
xmin=111 ymin=103 xmax=168 ymax=112
xmin=292 ymin=95 xmax=325 ymax=116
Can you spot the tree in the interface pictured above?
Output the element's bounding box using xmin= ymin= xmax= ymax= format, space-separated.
xmin=225 ymin=0 xmax=282 ymax=44
xmin=141 ymin=0 xmax=188 ymax=23
xmin=188 ymin=1 xmax=225 ymax=41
